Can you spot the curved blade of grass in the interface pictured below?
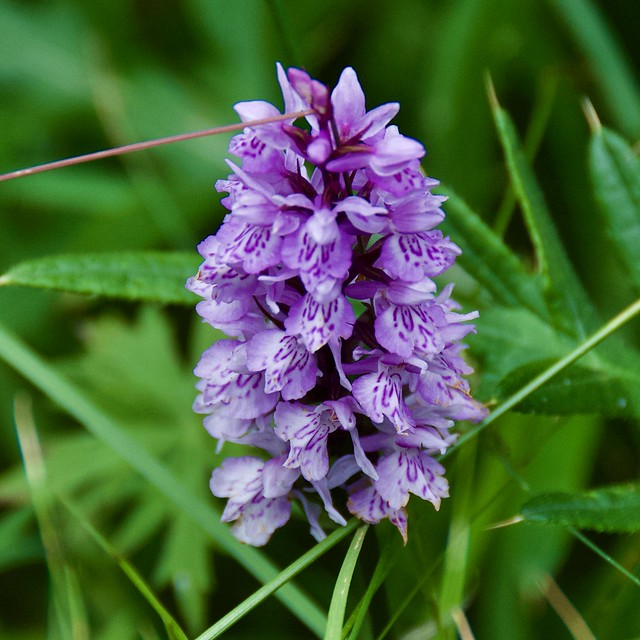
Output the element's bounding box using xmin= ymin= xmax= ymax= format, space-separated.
xmin=14 ymin=393 xmax=89 ymax=640
xmin=0 ymin=322 xmax=326 ymax=637
xmin=446 ymin=295 xmax=640 ymax=454
xmin=324 ymin=524 xmax=369 ymax=640
xmin=589 ymin=125 xmax=640 ymax=289
xmin=520 ymin=484 xmax=640 ymax=533
xmin=487 ymin=79 xmax=597 ymax=335
xmin=344 ymin=536 xmax=400 ymax=640
xmin=59 ymin=496 xmax=188 ymax=640
xmin=0 ymin=252 xmax=199 ymax=305
xmin=194 ymin=518 xmax=360 ymax=640
xmin=548 ymin=0 xmax=640 ymax=137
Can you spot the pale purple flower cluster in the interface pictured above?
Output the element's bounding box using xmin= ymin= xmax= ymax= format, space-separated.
xmin=187 ymin=65 xmax=487 ymax=546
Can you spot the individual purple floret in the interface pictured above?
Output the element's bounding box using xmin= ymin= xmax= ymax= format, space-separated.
xmin=188 ymin=64 xmax=488 ymax=546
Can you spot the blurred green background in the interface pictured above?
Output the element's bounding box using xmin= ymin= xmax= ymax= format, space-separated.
xmin=1 ymin=0 xmax=639 ymax=638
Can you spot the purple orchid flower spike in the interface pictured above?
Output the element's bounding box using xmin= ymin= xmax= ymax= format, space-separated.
xmin=188 ymin=63 xmax=487 ymax=546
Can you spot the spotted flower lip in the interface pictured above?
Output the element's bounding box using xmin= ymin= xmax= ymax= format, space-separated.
xmin=188 ymin=64 xmax=488 ymax=546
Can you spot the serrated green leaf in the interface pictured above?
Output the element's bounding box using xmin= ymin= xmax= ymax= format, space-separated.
xmin=0 ymin=252 xmax=199 ymax=305
xmin=521 ymin=484 xmax=640 ymax=532
xmin=590 ymin=127 xmax=640 ymax=289
xmin=489 ymin=92 xmax=598 ymax=336
xmin=440 ymin=187 xmax=549 ymax=319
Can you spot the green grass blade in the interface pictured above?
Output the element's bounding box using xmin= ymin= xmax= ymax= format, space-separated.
xmin=194 ymin=519 xmax=360 ymax=640
xmin=59 ymin=497 xmax=189 ymax=640
xmin=548 ymin=0 xmax=640 ymax=137
xmin=520 ymin=484 xmax=640 ymax=533
xmin=0 ymin=321 xmax=326 ymax=637
xmin=438 ymin=441 xmax=476 ymax=639
xmin=344 ymin=538 xmax=399 ymax=640
xmin=488 ymin=81 xmax=598 ymax=335
xmin=0 ymin=252 xmax=199 ymax=305
xmin=324 ymin=524 xmax=368 ymax=640
xmin=569 ymin=528 xmax=640 ymax=588
xmin=589 ymin=125 xmax=640 ymax=289
xmin=14 ymin=394 xmax=89 ymax=640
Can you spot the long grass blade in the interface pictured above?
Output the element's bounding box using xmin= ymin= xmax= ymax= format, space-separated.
xmin=324 ymin=525 xmax=369 ymax=640
xmin=14 ymin=393 xmax=89 ymax=640
xmin=344 ymin=537 xmax=400 ymax=640
xmin=438 ymin=440 xmax=476 ymax=639
xmin=568 ymin=528 xmax=640 ymax=588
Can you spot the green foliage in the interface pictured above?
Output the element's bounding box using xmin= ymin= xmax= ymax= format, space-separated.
xmin=0 ymin=253 xmax=200 ymax=305
xmin=590 ymin=125 xmax=640 ymax=290
xmin=1 ymin=0 xmax=640 ymax=638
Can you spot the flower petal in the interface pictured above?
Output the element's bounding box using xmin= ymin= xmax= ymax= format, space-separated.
xmin=246 ymin=330 xmax=318 ymax=400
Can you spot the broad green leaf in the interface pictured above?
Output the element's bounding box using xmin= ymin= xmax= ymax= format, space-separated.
xmin=548 ymin=0 xmax=640 ymax=137
xmin=489 ymin=90 xmax=598 ymax=336
xmin=589 ymin=126 xmax=640 ymax=289
xmin=0 ymin=252 xmax=199 ymax=305
xmin=440 ymin=187 xmax=549 ymax=320
xmin=521 ymin=484 xmax=640 ymax=532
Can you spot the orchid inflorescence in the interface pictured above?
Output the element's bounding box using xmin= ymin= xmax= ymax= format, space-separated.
xmin=187 ymin=64 xmax=488 ymax=546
